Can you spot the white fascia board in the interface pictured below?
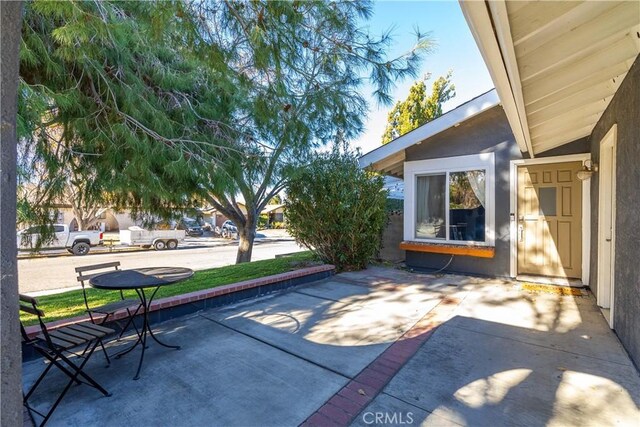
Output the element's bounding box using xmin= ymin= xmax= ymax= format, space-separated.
xmin=359 ymin=89 xmax=500 ymax=169
xmin=458 ymin=0 xmax=533 ymax=156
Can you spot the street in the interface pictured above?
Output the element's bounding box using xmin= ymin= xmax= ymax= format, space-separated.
xmin=19 ymin=239 xmax=304 ymax=295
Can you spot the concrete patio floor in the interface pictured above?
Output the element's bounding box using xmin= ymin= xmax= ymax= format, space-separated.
xmin=23 ymin=267 xmax=640 ymax=426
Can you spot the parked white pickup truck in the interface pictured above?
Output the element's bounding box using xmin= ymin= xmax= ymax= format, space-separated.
xmin=119 ymin=226 xmax=186 ymax=250
xmin=17 ymin=224 xmax=103 ymax=255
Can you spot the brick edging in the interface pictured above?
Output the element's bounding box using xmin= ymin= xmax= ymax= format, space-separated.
xmin=24 ymin=264 xmax=335 ymax=339
xmin=301 ymin=295 xmax=464 ymax=427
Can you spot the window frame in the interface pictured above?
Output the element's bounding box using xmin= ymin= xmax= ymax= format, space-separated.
xmin=404 ymin=153 xmax=496 ymax=247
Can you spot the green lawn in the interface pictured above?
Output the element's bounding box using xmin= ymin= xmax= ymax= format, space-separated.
xmin=21 ymin=251 xmax=317 ymax=326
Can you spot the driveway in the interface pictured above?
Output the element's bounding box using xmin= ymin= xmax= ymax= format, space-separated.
xmin=22 ymin=267 xmax=639 ymax=426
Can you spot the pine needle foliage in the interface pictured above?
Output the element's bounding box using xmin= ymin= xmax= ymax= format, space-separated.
xmin=18 ymin=0 xmax=430 ymax=261
xmin=188 ymin=0 xmax=430 ymax=262
xmin=18 ymin=0 xmax=234 ymax=226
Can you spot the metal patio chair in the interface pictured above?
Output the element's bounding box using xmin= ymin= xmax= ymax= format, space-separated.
xmin=20 ymin=294 xmax=113 ymax=427
xmin=75 ymin=262 xmax=143 ymax=362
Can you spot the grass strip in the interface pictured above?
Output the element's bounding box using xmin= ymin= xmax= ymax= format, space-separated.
xmin=21 ymin=251 xmax=316 ymax=326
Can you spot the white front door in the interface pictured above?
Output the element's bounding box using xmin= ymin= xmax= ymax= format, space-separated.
xmin=597 ymin=126 xmax=617 ymax=328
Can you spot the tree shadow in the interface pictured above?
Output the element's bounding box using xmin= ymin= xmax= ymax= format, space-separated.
xmin=20 ymin=269 xmax=640 ymax=427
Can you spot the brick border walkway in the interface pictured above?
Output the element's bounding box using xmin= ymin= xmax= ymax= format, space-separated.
xmin=301 ymin=295 xmax=465 ymax=427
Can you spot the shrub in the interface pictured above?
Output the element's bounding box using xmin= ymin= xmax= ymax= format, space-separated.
xmin=257 ymin=214 xmax=269 ymax=230
xmin=285 ymin=150 xmax=387 ymax=271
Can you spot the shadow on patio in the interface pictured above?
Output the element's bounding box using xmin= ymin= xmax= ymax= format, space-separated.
xmin=22 ymin=267 xmax=640 ymax=426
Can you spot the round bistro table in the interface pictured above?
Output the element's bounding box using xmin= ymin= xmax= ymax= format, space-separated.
xmin=89 ymin=267 xmax=194 ymax=380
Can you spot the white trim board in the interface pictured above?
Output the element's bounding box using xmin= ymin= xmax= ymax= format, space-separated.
xmin=459 ymin=1 xmax=532 ymax=156
xmin=359 ymin=90 xmax=500 ymax=169
xmin=597 ymin=125 xmax=617 ymax=328
xmin=509 ymin=153 xmax=591 ymax=284
xmin=404 ymin=153 xmax=496 ymax=246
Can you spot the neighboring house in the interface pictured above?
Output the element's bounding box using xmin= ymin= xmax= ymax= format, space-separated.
xmin=361 ymin=1 xmax=640 ymax=366
xmin=201 ymin=203 xmax=248 ymax=228
xmin=202 ymin=203 xmax=286 ymax=228
xmin=262 ymin=204 xmax=286 ymax=226
xmin=57 ymin=206 xmax=139 ymax=231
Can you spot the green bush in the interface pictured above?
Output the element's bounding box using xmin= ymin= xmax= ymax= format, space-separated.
xmin=285 ymin=150 xmax=387 ymax=271
xmin=257 ymin=214 xmax=269 ymax=230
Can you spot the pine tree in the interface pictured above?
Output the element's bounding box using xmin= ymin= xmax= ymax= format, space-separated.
xmin=381 ymin=71 xmax=455 ymax=144
xmin=18 ymin=0 xmax=233 ymax=227
xmin=186 ymin=0 xmax=431 ymax=263
xmin=19 ymin=0 xmax=431 ymax=263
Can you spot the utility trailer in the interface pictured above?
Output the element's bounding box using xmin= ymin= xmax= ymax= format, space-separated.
xmin=119 ymin=227 xmax=186 ymax=250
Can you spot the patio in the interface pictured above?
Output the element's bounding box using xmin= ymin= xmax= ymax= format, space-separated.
xmin=23 ymin=267 xmax=640 ymax=426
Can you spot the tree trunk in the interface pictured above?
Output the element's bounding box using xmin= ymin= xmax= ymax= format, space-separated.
xmin=78 ymin=216 xmax=96 ymax=231
xmin=72 ymin=205 xmax=99 ymax=231
xmin=236 ymin=213 xmax=257 ymax=263
xmin=1 ymin=2 xmax=24 ymax=426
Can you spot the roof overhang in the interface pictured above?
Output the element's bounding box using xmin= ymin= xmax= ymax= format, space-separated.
xmin=359 ymin=89 xmax=500 ymax=178
xmin=460 ymin=0 xmax=640 ymax=156
xmin=261 ymin=204 xmax=284 ymax=214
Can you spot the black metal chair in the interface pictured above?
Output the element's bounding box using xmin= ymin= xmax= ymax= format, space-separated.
xmin=75 ymin=262 xmax=142 ymax=362
xmin=20 ymin=294 xmax=113 ymax=427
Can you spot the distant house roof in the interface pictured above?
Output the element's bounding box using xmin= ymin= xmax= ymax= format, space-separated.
xmin=261 ymin=204 xmax=284 ymax=214
xmin=201 ymin=202 xmax=281 ymax=216
xmin=358 ymin=89 xmax=500 ymax=178
xmin=200 ymin=202 xmax=247 ymax=215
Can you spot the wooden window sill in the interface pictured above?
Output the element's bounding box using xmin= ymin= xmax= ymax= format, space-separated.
xmin=400 ymin=241 xmax=495 ymax=258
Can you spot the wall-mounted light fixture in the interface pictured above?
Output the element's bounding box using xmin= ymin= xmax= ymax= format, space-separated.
xmin=577 ymin=159 xmax=598 ymax=181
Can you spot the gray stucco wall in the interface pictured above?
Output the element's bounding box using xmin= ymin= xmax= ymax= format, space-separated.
xmin=404 ymin=106 xmax=522 ymax=276
xmin=403 ymin=105 xmax=590 ymax=277
xmin=588 ymin=54 xmax=640 ymax=367
xmin=535 ymin=136 xmax=590 ymax=158
xmin=379 ymin=213 xmax=404 ymax=263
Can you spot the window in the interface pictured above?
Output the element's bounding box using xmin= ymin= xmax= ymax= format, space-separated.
xmin=538 ymin=187 xmax=556 ymax=216
xmin=449 ymin=170 xmax=486 ymax=242
xmin=405 ymin=153 xmax=495 ymax=246
xmin=415 ymin=175 xmax=446 ymax=239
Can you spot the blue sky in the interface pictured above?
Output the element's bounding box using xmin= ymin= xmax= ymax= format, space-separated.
xmin=352 ymin=1 xmax=494 ymax=154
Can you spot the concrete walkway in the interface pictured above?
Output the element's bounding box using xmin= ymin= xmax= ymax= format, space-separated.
xmin=22 ymin=267 xmax=639 ymax=426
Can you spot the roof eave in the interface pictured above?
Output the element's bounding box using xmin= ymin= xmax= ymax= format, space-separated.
xmin=459 ymin=0 xmax=533 ymax=156
xmin=359 ymin=89 xmax=501 ymax=177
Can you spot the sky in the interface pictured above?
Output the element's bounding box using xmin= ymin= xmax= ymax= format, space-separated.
xmin=352 ymin=1 xmax=494 ymax=154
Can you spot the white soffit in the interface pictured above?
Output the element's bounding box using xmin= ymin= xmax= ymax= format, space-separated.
xmin=461 ymin=0 xmax=640 ymax=155
xmin=358 ymin=89 xmax=500 ymax=178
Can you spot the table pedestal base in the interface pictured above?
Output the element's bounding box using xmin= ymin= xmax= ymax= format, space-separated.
xmin=113 ymin=287 xmax=180 ymax=380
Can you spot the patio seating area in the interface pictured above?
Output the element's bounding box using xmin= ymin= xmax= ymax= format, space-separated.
xmin=22 ymin=267 xmax=640 ymax=426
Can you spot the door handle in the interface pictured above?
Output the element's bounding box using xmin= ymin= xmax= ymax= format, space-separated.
xmin=518 ymin=224 xmax=524 ymax=242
